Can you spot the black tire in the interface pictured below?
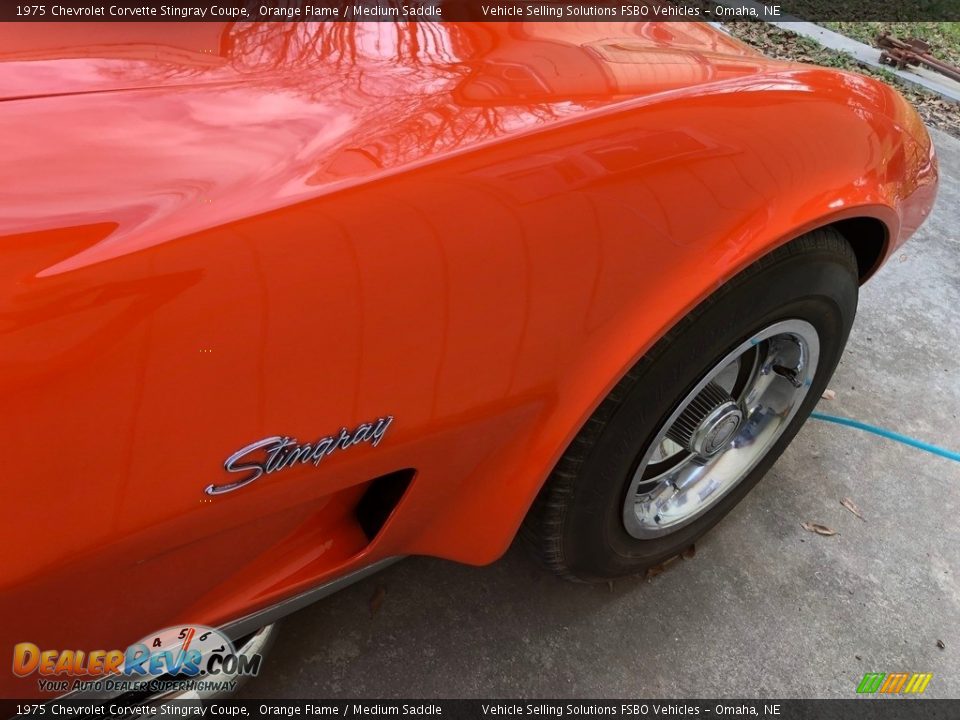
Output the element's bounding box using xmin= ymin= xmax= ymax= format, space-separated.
xmin=522 ymin=228 xmax=859 ymax=582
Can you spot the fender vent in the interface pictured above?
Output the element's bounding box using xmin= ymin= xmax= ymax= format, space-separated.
xmin=355 ymin=469 xmax=415 ymax=540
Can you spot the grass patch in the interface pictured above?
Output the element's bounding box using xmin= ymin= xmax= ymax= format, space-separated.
xmin=720 ymin=21 xmax=960 ymax=138
xmin=823 ymin=22 xmax=960 ymax=68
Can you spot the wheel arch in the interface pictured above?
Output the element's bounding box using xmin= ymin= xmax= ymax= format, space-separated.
xmin=385 ymin=71 xmax=926 ymax=568
xmin=402 ymin=211 xmax=895 ymax=568
xmin=829 ymin=216 xmax=890 ymax=282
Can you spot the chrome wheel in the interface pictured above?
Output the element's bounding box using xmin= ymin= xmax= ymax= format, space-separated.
xmin=622 ymin=319 xmax=820 ymax=539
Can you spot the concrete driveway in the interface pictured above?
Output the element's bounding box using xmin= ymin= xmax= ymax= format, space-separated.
xmin=239 ymin=128 xmax=960 ymax=700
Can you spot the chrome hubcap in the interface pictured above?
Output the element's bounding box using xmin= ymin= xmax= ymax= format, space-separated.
xmin=667 ymin=381 xmax=743 ymax=458
xmin=623 ymin=319 xmax=820 ymax=540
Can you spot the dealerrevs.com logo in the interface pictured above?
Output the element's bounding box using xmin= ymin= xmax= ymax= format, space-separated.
xmin=12 ymin=625 xmax=262 ymax=694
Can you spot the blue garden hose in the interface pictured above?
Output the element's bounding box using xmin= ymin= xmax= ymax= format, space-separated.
xmin=810 ymin=411 xmax=960 ymax=463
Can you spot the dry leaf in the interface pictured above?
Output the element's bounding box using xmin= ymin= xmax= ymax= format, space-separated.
xmin=937 ymin=639 xmax=946 ymax=649
xmin=368 ymin=585 xmax=387 ymax=617
xmin=801 ymin=522 xmax=838 ymax=536
xmin=821 ymin=389 xmax=837 ymax=400
xmin=841 ymin=497 xmax=865 ymax=521
xmin=647 ymin=553 xmax=686 ymax=579
xmin=682 ymin=545 xmax=697 ymax=559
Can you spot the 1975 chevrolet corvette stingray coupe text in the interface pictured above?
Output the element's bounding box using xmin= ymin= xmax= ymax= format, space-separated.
xmin=0 ymin=20 xmax=938 ymax=698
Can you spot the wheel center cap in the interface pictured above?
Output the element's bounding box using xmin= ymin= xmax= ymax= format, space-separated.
xmin=691 ymin=403 xmax=742 ymax=457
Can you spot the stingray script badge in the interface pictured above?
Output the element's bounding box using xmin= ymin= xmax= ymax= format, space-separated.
xmin=206 ymin=416 xmax=394 ymax=495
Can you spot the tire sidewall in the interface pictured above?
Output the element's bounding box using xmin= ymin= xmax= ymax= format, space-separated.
xmin=560 ymin=247 xmax=858 ymax=579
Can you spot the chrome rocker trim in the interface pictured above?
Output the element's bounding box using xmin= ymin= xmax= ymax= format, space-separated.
xmin=221 ymin=556 xmax=402 ymax=641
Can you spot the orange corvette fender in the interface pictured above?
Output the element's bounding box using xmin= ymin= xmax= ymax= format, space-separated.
xmin=396 ymin=68 xmax=936 ymax=564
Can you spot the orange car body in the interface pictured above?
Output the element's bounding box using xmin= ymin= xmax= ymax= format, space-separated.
xmin=0 ymin=21 xmax=937 ymax=697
